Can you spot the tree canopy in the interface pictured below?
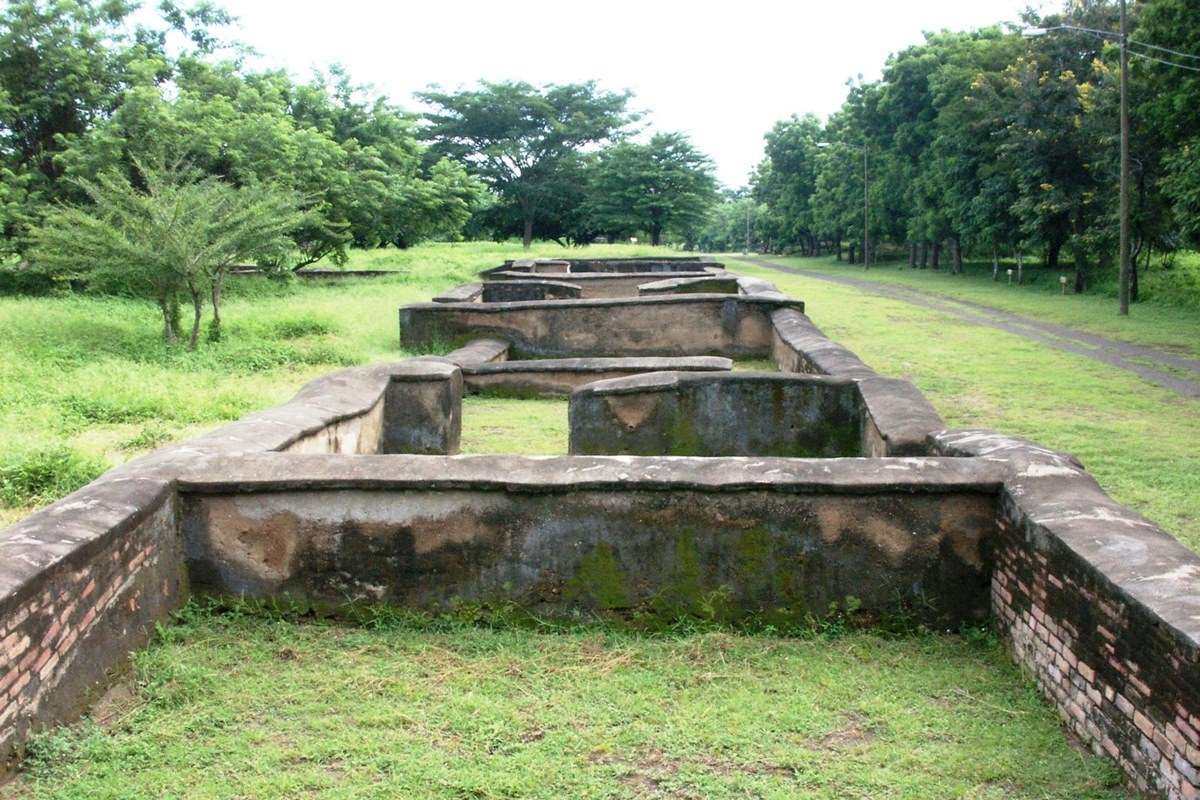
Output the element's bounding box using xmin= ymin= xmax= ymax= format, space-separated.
xmin=418 ymin=80 xmax=636 ymax=248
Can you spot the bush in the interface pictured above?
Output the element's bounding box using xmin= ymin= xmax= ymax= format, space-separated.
xmin=0 ymin=446 xmax=106 ymax=507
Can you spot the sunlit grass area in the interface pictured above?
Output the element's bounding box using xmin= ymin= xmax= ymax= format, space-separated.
xmin=460 ymin=396 xmax=568 ymax=455
xmin=2 ymin=605 xmax=1124 ymax=800
xmin=730 ymin=257 xmax=1200 ymax=552
xmin=743 ymin=252 xmax=1200 ymax=357
xmin=0 ymin=242 xmax=672 ymax=526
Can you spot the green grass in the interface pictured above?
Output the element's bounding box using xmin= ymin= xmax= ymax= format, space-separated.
xmin=742 ymin=252 xmax=1200 ymax=357
xmin=4 ymin=605 xmax=1124 ymax=800
xmin=461 ymin=396 xmax=568 ymax=454
xmin=729 ymin=256 xmax=1200 ymax=551
xmin=0 ymin=241 xmax=671 ymax=526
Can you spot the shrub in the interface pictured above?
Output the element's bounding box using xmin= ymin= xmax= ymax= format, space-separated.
xmin=0 ymin=446 xmax=106 ymax=507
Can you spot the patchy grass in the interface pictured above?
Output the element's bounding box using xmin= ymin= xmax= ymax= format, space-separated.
xmin=743 ymin=253 xmax=1200 ymax=357
xmin=0 ymin=242 xmax=671 ymax=524
xmin=730 ymin=257 xmax=1200 ymax=552
xmin=5 ymin=605 xmax=1124 ymax=800
xmin=460 ymin=396 xmax=569 ymax=455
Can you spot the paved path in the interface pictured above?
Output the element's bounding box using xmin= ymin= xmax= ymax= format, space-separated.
xmin=736 ymin=256 xmax=1200 ymax=400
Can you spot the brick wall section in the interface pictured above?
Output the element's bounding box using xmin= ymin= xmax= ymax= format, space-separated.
xmin=0 ymin=479 xmax=181 ymax=761
xmin=933 ymin=430 xmax=1200 ymax=799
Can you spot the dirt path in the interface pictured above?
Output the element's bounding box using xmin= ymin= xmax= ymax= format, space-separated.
xmin=737 ymin=256 xmax=1200 ymax=400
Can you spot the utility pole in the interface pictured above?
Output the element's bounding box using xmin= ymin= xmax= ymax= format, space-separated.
xmin=744 ymin=202 xmax=751 ymax=255
xmin=1118 ymin=0 xmax=1131 ymax=315
xmin=863 ymin=144 xmax=870 ymax=270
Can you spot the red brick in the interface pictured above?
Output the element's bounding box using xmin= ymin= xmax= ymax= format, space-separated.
xmin=1078 ymin=661 xmax=1095 ymax=683
xmin=1135 ymin=711 xmax=1156 ymax=737
xmin=0 ymin=667 xmax=17 ymax=694
xmin=39 ymin=621 xmax=60 ymax=648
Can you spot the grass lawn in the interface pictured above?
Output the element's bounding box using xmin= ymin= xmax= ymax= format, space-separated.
xmin=743 ymin=253 xmax=1200 ymax=358
xmin=0 ymin=242 xmax=669 ymax=527
xmin=0 ymin=241 xmax=1187 ymax=797
xmin=3 ymin=606 xmax=1124 ymax=800
xmin=729 ymin=257 xmax=1200 ymax=553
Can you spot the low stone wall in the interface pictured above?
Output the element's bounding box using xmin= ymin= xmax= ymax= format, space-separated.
xmin=568 ymin=371 xmax=942 ymax=458
xmin=178 ymin=454 xmax=1000 ymax=628
xmin=490 ymin=257 xmax=723 ymax=276
xmin=462 ymin=356 xmax=732 ymax=397
xmin=569 ymin=372 xmax=865 ymax=457
xmin=482 ymin=271 xmax=723 ymax=299
xmin=638 ymin=276 xmax=740 ymax=295
xmin=0 ymin=358 xmax=463 ymax=761
xmin=931 ymin=430 xmax=1200 ymax=798
xmin=771 ymin=307 xmax=876 ymax=379
xmin=399 ymin=294 xmax=802 ymax=358
xmin=481 ymin=280 xmax=581 ymax=302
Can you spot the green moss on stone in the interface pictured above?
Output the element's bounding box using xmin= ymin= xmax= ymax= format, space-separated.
xmin=566 ymin=543 xmax=631 ymax=609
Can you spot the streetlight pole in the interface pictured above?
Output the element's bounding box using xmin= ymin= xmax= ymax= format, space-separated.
xmin=1118 ymin=0 xmax=1131 ymax=315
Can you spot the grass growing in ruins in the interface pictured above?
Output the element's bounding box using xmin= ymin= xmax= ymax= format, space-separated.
xmin=0 ymin=242 xmax=667 ymax=526
xmin=5 ymin=604 xmax=1124 ymax=800
xmin=460 ymin=396 xmax=569 ymax=454
xmin=730 ymin=257 xmax=1200 ymax=552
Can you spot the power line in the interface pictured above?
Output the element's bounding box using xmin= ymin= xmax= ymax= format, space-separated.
xmin=1128 ymin=39 xmax=1200 ymax=62
xmin=1128 ymin=48 xmax=1200 ymax=73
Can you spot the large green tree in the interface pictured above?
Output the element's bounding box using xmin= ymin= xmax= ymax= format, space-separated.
xmin=418 ymin=81 xmax=635 ymax=248
xmin=585 ymin=132 xmax=717 ymax=246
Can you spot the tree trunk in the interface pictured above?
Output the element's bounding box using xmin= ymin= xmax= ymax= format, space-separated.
xmin=835 ymin=238 xmax=842 ymax=261
xmin=1131 ymin=244 xmax=1142 ymax=303
xmin=992 ymin=246 xmax=999 ymax=281
xmin=651 ymin=226 xmax=662 ymax=246
xmin=1017 ymin=251 xmax=1024 ymax=284
xmin=951 ymin=237 xmax=963 ymax=275
xmin=159 ymin=298 xmax=177 ymax=345
xmin=188 ymin=290 xmax=203 ymax=351
xmin=848 ymin=242 xmax=857 ymax=264
xmin=1072 ymin=208 xmax=1088 ymax=294
xmin=920 ymin=241 xmax=929 ymax=268
xmin=209 ymin=279 xmax=223 ymax=342
xmin=908 ymin=242 xmax=917 ymax=268
xmin=930 ymin=241 xmax=942 ymax=270
xmin=522 ymin=218 xmax=534 ymax=249
xmin=1047 ymin=237 xmax=1062 ymax=272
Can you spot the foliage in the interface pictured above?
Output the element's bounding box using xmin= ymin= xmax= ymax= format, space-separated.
xmin=30 ymin=163 xmax=301 ymax=348
xmin=0 ymin=445 xmax=104 ymax=508
xmin=585 ymin=132 xmax=718 ymax=246
xmin=748 ymin=0 xmax=1200 ymax=302
xmin=419 ymin=80 xmax=636 ymax=247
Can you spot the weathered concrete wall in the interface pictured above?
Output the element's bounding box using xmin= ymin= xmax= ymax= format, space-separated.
xmin=178 ymin=454 xmax=1000 ymax=629
xmin=638 ymin=276 xmax=740 ymax=295
xmin=483 ymin=271 xmax=723 ymax=299
xmin=433 ymin=283 xmax=482 ymax=303
xmin=771 ymin=307 xmax=875 ymax=379
xmin=489 ymin=257 xmax=724 ymax=277
xmin=932 ymin=430 xmax=1200 ymax=799
xmin=399 ymin=295 xmax=802 ymax=359
xmin=481 ymin=280 xmax=581 ymax=302
xmin=280 ymin=360 xmax=462 ymax=456
xmin=569 ymin=371 xmax=941 ymax=458
xmin=569 ymin=372 xmax=865 ymax=457
xmin=463 ymin=356 xmax=732 ymax=398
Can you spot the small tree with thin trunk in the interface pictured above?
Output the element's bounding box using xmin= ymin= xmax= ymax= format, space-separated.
xmin=30 ymin=164 xmax=300 ymax=349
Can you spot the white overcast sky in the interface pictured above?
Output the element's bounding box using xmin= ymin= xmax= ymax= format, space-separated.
xmin=221 ymin=0 xmax=1057 ymax=188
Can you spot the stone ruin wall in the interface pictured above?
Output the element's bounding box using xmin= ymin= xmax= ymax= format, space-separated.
xmin=0 ymin=256 xmax=1197 ymax=797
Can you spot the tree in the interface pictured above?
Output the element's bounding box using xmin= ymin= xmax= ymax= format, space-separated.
xmin=30 ymin=164 xmax=299 ymax=348
xmin=585 ymin=132 xmax=717 ymax=246
xmin=418 ymin=80 xmax=635 ymax=248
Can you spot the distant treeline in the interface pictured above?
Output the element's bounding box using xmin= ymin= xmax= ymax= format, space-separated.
xmin=699 ymin=0 xmax=1200 ymax=300
xmin=0 ymin=1 xmax=721 ymax=265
